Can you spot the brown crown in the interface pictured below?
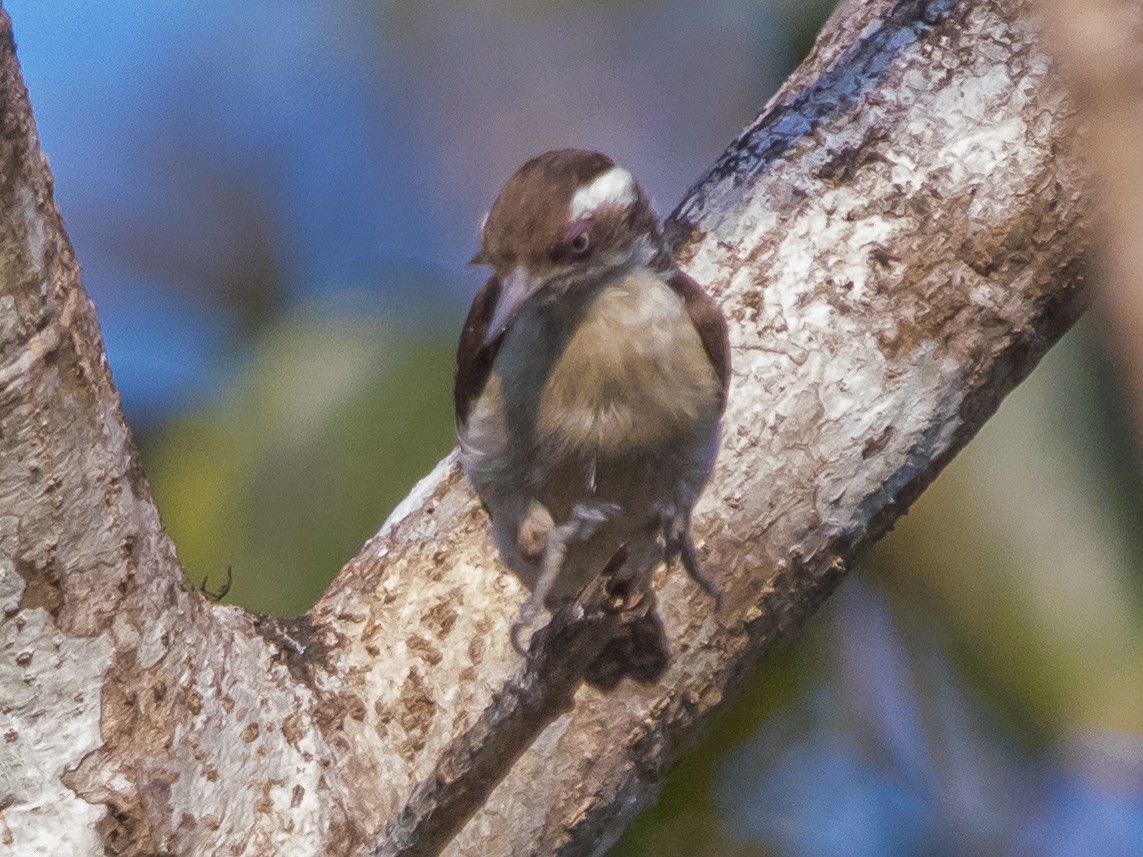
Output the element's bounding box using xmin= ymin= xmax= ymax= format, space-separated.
xmin=474 ymin=149 xmax=664 ymax=276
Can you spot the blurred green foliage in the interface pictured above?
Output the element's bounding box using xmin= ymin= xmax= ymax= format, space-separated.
xmin=872 ymin=319 xmax=1143 ymax=738
xmin=141 ymin=292 xmax=459 ymax=616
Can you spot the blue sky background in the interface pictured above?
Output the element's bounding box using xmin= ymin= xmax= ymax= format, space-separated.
xmin=7 ymin=0 xmax=791 ymax=422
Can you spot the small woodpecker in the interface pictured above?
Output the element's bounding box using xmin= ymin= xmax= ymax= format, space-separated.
xmin=454 ymin=149 xmax=731 ymax=651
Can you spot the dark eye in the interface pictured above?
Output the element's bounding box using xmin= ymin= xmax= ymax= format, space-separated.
xmin=570 ymin=232 xmax=590 ymax=255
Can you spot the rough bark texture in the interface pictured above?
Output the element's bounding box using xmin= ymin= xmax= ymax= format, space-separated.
xmin=0 ymin=0 xmax=1087 ymax=855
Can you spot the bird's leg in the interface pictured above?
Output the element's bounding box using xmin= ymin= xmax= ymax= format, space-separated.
xmin=511 ymin=500 xmax=620 ymax=655
xmin=660 ymin=501 xmax=721 ymax=609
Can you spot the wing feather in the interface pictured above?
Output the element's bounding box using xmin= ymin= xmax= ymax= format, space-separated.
xmin=667 ymin=269 xmax=731 ymax=411
xmin=454 ymin=276 xmax=503 ymax=426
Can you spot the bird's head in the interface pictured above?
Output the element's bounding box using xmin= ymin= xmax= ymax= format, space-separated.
xmin=471 ymin=149 xmax=669 ymax=344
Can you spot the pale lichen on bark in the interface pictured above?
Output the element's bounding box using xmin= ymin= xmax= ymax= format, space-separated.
xmin=0 ymin=0 xmax=1088 ymax=855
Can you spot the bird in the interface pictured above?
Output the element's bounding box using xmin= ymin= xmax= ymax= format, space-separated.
xmin=454 ymin=149 xmax=730 ymax=652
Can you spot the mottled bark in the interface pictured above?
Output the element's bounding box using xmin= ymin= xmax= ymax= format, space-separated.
xmin=0 ymin=1 xmax=1086 ymax=856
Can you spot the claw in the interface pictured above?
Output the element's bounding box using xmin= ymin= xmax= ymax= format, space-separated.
xmin=510 ymin=600 xmax=546 ymax=656
xmin=661 ymin=503 xmax=721 ymax=608
xmin=510 ymin=618 xmax=533 ymax=656
xmin=680 ymin=533 xmax=722 ymax=610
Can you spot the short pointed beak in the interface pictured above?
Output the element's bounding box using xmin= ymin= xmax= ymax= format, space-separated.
xmin=485 ymin=266 xmax=536 ymax=345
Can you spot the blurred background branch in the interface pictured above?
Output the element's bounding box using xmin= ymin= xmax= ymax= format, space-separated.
xmin=1045 ymin=0 xmax=1143 ymax=476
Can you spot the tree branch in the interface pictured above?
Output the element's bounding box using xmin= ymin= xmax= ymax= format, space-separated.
xmin=375 ymin=573 xmax=651 ymax=857
xmin=0 ymin=0 xmax=1087 ymax=855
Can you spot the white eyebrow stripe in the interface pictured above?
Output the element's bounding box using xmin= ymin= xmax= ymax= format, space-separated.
xmin=569 ymin=166 xmax=636 ymax=219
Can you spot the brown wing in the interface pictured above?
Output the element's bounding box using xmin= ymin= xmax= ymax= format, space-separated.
xmin=667 ymin=269 xmax=731 ymax=411
xmin=454 ymin=275 xmax=503 ymax=426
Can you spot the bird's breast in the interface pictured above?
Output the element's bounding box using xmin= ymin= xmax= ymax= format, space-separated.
xmin=534 ymin=269 xmax=721 ymax=459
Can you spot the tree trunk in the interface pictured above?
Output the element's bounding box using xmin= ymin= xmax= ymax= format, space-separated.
xmin=0 ymin=0 xmax=1087 ymax=855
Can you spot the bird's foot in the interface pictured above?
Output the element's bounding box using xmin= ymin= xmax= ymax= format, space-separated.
xmin=569 ymin=500 xmax=621 ymax=539
xmin=659 ymin=505 xmax=722 ymax=609
xmin=517 ymin=500 xmax=555 ymax=559
xmin=510 ymin=600 xmax=549 ymax=656
xmin=511 ymin=500 xmax=621 ymax=657
xmin=679 ymin=535 xmax=722 ymax=609
xmin=518 ymin=499 xmax=619 ymax=560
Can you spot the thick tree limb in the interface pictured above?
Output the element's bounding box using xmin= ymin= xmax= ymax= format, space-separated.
xmin=375 ymin=573 xmax=652 ymax=857
xmin=0 ymin=0 xmax=1087 ymax=855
